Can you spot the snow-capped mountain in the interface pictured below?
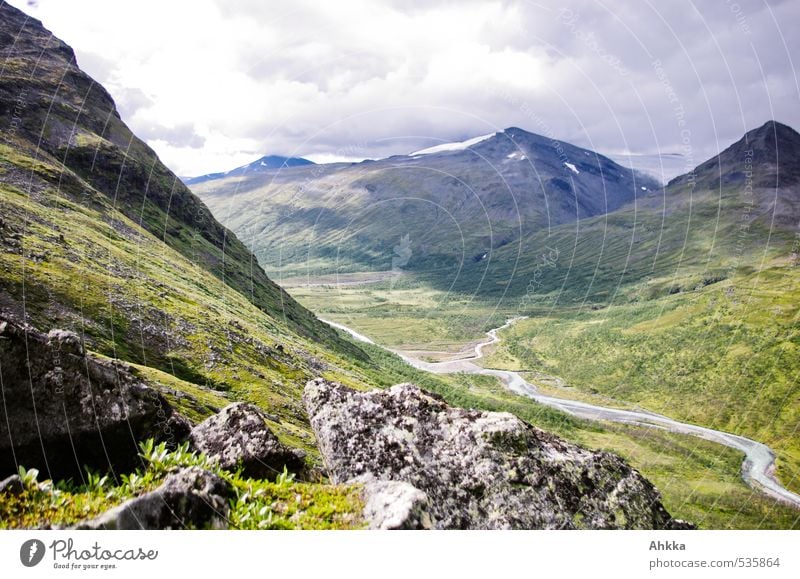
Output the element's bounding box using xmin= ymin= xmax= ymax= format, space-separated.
xmin=182 ymin=155 xmax=314 ymax=185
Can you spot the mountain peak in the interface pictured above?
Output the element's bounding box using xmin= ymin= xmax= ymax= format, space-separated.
xmin=0 ymin=2 xmax=77 ymax=66
xmin=742 ymin=120 xmax=800 ymax=152
xmin=183 ymin=154 xmax=315 ymax=185
xmin=670 ymin=120 xmax=800 ymax=189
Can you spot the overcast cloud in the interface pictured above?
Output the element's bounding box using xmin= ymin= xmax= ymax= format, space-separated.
xmin=8 ymin=0 xmax=799 ymax=176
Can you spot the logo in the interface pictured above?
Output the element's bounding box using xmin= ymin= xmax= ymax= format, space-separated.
xmin=20 ymin=539 xmax=46 ymax=567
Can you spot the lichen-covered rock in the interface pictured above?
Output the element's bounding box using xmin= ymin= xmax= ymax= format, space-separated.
xmin=189 ymin=403 xmax=306 ymax=480
xmin=0 ymin=316 xmax=187 ymax=481
xmin=360 ymin=477 xmax=434 ymax=530
xmin=304 ymin=379 xmax=686 ymax=530
xmin=74 ymin=467 xmax=231 ymax=530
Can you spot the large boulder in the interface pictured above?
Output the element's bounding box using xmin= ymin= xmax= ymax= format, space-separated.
xmin=0 ymin=317 xmax=186 ymax=480
xmin=75 ymin=467 xmax=231 ymax=530
xmin=189 ymin=402 xmax=306 ymax=480
xmin=304 ymin=379 xmax=686 ymax=530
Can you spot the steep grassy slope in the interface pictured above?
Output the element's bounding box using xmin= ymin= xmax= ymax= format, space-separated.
xmin=0 ymin=2 xmax=378 ymax=452
xmin=0 ymin=2 xmax=350 ymax=351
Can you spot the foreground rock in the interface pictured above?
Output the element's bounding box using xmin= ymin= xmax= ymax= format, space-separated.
xmin=359 ymin=477 xmax=434 ymax=530
xmin=75 ymin=467 xmax=231 ymax=530
xmin=189 ymin=403 xmax=306 ymax=480
xmin=304 ymin=379 xmax=687 ymax=530
xmin=0 ymin=317 xmax=186 ymax=480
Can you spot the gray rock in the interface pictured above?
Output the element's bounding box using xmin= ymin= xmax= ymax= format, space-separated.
xmin=189 ymin=402 xmax=306 ymax=480
xmin=0 ymin=316 xmax=186 ymax=481
xmin=359 ymin=477 xmax=434 ymax=530
xmin=74 ymin=467 xmax=231 ymax=530
xmin=304 ymin=379 xmax=687 ymax=530
xmin=0 ymin=474 xmax=24 ymax=495
xmin=165 ymin=413 xmax=192 ymax=445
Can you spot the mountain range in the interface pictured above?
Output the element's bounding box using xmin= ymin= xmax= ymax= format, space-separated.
xmin=191 ymin=119 xmax=800 ymax=303
xmin=191 ymin=126 xmax=661 ymax=281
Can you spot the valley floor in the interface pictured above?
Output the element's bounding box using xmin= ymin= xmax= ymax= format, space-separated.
xmin=287 ymin=271 xmax=800 ymax=529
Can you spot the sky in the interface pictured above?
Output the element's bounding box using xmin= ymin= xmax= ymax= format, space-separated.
xmin=8 ymin=0 xmax=800 ymax=177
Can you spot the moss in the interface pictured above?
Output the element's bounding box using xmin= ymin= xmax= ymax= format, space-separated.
xmin=126 ymin=361 xmax=232 ymax=424
xmin=228 ymin=478 xmax=364 ymax=530
xmin=0 ymin=142 xmax=62 ymax=179
xmin=0 ymin=486 xmax=131 ymax=529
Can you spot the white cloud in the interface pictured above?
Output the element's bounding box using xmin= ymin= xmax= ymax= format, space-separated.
xmin=7 ymin=0 xmax=799 ymax=176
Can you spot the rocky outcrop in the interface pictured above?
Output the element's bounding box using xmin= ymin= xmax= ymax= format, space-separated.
xmin=304 ymin=379 xmax=686 ymax=530
xmin=359 ymin=477 xmax=434 ymax=530
xmin=75 ymin=467 xmax=231 ymax=530
xmin=188 ymin=403 xmax=306 ymax=480
xmin=0 ymin=317 xmax=186 ymax=481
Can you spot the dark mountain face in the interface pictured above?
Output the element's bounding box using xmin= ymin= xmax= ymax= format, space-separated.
xmin=670 ymin=121 xmax=800 ymax=190
xmin=665 ymin=120 xmax=800 ymax=232
xmin=183 ymin=155 xmax=315 ymax=186
xmin=467 ymin=127 xmax=658 ymax=222
xmin=460 ymin=119 xmax=800 ymax=302
xmin=0 ymin=1 xmax=357 ymax=357
xmin=191 ymin=127 xmax=658 ymax=279
xmin=192 ymin=118 xmax=800 ymax=303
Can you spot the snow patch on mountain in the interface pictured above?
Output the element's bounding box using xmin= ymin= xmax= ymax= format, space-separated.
xmin=411 ymin=133 xmax=496 ymax=156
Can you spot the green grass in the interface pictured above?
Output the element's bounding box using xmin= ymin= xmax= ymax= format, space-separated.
xmin=482 ymin=266 xmax=800 ymax=496
xmin=577 ymin=424 xmax=800 ymax=529
xmin=0 ymin=441 xmax=364 ymax=530
xmin=289 ymin=277 xmax=505 ymax=348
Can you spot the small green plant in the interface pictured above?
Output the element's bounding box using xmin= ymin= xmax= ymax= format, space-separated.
xmin=138 ymin=440 xmax=171 ymax=475
xmin=84 ymin=468 xmax=109 ymax=493
xmin=275 ymin=466 xmax=295 ymax=488
xmin=17 ymin=466 xmax=39 ymax=489
xmin=120 ymin=472 xmax=146 ymax=495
